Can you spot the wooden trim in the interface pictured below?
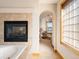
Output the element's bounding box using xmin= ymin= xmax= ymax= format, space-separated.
xmin=61 ymin=0 xmax=72 ymax=9
xmin=60 ymin=9 xmax=62 ymax=44
xmin=60 ymin=2 xmax=64 ymax=44
xmin=54 ymin=49 xmax=64 ymax=59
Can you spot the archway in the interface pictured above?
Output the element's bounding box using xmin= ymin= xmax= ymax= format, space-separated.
xmin=39 ymin=11 xmax=54 ymax=48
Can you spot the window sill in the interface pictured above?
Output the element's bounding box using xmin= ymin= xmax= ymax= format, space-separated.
xmin=61 ymin=41 xmax=79 ymax=56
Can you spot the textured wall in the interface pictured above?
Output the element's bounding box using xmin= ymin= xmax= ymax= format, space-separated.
xmin=0 ymin=13 xmax=32 ymax=44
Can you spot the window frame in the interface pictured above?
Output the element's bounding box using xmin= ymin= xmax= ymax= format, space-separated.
xmin=60 ymin=0 xmax=79 ymax=56
xmin=46 ymin=21 xmax=53 ymax=33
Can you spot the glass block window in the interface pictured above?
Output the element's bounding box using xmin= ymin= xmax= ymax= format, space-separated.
xmin=62 ymin=0 xmax=79 ymax=49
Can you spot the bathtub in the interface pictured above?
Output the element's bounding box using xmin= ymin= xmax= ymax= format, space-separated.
xmin=0 ymin=45 xmax=29 ymax=59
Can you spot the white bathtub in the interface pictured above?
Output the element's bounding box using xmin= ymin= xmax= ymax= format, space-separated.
xmin=0 ymin=45 xmax=28 ymax=59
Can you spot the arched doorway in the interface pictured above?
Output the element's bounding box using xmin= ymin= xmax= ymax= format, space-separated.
xmin=39 ymin=11 xmax=54 ymax=48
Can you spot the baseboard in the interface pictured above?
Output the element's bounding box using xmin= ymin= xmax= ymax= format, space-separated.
xmin=32 ymin=51 xmax=40 ymax=56
xmin=54 ymin=49 xmax=64 ymax=59
xmin=31 ymin=51 xmax=40 ymax=59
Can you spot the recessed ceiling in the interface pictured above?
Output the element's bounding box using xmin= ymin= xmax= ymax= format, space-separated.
xmin=39 ymin=0 xmax=59 ymax=4
xmin=0 ymin=0 xmax=37 ymax=8
xmin=0 ymin=0 xmax=58 ymax=8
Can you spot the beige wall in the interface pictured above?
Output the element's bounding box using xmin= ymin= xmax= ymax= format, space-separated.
xmin=0 ymin=13 xmax=32 ymax=44
xmin=56 ymin=1 xmax=79 ymax=59
xmin=40 ymin=17 xmax=47 ymax=31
